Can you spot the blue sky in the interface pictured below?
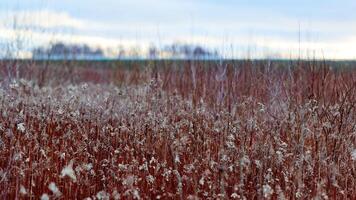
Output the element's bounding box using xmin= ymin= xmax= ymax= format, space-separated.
xmin=0 ymin=0 xmax=355 ymax=59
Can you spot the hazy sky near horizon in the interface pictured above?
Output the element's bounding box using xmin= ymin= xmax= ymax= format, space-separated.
xmin=0 ymin=0 xmax=356 ymax=59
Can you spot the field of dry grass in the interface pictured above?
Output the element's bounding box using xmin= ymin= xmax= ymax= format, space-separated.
xmin=0 ymin=60 xmax=355 ymax=199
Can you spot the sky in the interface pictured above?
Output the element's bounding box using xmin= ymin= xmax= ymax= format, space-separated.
xmin=0 ymin=0 xmax=356 ymax=59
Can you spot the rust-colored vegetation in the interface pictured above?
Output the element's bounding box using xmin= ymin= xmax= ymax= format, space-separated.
xmin=0 ymin=60 xmax=355 ymax=199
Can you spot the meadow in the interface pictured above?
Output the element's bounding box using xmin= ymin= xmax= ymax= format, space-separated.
xmin=0 ymin=59 xmax=355 ymax=199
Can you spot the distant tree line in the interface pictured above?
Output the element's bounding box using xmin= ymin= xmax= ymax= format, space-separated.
xmin=149 ymin=44 xmax=219 ymax=59
xmin=32 ymin=42 xmax=219 ymax=59
xmin=32 ymin=43 xmax=104 ymax=59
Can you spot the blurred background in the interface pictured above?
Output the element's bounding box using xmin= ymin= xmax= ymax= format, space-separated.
xmin=1 ymin=0 xmax=356 ymax=59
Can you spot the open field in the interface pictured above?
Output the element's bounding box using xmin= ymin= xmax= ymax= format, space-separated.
xmin=0 ymin=60 xmax=355 ymax=199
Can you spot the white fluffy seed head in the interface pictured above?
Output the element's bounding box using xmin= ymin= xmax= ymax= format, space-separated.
xmin=40 ymin=193 xmax=49 ymax=200
xmin=19 ymin=185 xmax=27 ymax=195
xmin=60 ymin=159 xmax=77 ymax=182
xmin=17 ymin=123 xmax=26 ymax=133
xmin=263 ymin=184 xmax=274 ymax=198
xmin=351 ymin=149 xmax=356 ymax=161
xmin=48 ymin=182 xmax=62 ymax=197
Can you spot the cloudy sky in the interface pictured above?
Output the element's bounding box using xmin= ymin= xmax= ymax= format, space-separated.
xmin=0 ymin=0 xmax=355 ymax=59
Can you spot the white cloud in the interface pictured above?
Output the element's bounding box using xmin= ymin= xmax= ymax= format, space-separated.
xmin=0 ymin=10 xmax=87 ymax=30
xmin=0 ymin=26 xmax=150 ymax=58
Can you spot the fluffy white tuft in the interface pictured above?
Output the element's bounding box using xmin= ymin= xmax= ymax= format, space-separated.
xmin=60 ymin=160 xmax=77 ymax=182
